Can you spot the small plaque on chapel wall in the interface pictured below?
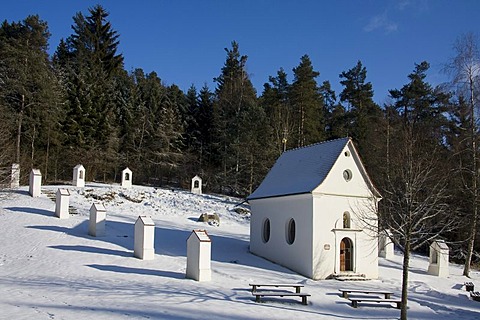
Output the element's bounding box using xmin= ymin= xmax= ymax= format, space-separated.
xmin=324 ymin=244 xmax=331 ymax=250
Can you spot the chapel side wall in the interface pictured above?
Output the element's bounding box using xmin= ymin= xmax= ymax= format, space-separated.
xmin=312 ymin=194 xmax=336 ymax=279
xmin=250 ymin=194 xmax=314 ymax=278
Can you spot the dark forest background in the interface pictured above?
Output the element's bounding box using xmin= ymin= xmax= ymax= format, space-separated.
xmin=1 ymin=6 xmax=480 ymax=274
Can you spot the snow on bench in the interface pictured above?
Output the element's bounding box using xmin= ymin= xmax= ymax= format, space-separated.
xmin=348 ymin=297 xmax=402 ymax=309
xmin=249 ymin=283 xmax=304 ymax=293
xmin=252 ymin=291 xmax=311 ymax=305
xmin=339 ymin=288 xmax=394 ymax=299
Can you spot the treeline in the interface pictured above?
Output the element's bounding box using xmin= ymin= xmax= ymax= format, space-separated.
xmin=1 ymin=6 xmax=480 ymax=270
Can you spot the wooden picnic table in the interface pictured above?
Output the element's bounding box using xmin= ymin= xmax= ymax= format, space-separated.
xmin=339 ymin=288 xmax=394 ymax=299
xmin=349 ymin=297 xmax=402 ymax=309
xmin=249 ymin=283 xmax=304 ymax=293
xmin=252 ymin=291 xmax=311 ymax=305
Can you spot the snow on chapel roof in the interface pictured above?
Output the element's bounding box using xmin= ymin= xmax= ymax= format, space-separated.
xmin=248 ymin=137 xmax=350 ymax=200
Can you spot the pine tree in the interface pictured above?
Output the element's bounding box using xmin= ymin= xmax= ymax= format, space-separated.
xmin=57 ymin=5 xmax=124 ymax=180
xmin=0 ymin=15 xmax=64 ymax=172
xmin=339 ymin=61 xmax=382 ymax=138
xmin=289 ymin=55 xmax=325 ymax=147
xmin=260 ymin=68 xmax=292 ymax=155
xmin=213 ymin=41 xmax=264 ymax=195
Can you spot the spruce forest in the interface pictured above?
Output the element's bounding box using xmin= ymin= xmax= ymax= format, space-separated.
xmin=1 ymin=6 xmax=480 ymax=273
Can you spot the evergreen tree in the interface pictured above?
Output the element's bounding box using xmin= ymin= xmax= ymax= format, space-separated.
xmin=260 ymin=68 xmax=292 ymax=155
xmin=213 ymin=41 xmax=265 ymax=195
xmin=289 ymin=55 xmax=325 ymax=147
xmin=196 ymin=84 xmax=215 ymax=171
xmin=319 ymin=80 xmax=346 ymax=139
xmin=339 ymin=61 xmax=384 ymax=182
xmin=0 ymin=15 xmax=64 ymax=172
xmin=57 ymin=5 xmax=124 ymax=180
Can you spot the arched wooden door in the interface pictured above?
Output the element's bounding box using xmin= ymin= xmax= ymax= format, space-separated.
xmin=340 ymin=237 xmax=353 ymax=271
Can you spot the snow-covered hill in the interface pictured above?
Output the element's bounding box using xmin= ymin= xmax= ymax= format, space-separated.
xmin=1 ymin=183 xmax=479 ymax=319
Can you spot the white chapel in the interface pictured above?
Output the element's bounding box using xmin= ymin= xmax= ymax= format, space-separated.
xmin=247 ymin=137 xmax=381 ymax=280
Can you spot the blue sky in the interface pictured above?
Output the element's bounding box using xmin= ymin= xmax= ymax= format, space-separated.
xmin=3 ymin=0 xmax=479 ymax=104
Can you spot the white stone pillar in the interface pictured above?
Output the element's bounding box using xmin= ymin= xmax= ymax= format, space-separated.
xmin=134 ymin=216 xmax=155 ymax=260
xmin=378 ymin=229 xmax=394 ymax=259
xmin=29 ymin=169 xmax=42 ymax=197
xmin=121 ymin=167 xmax=132 ymax=188
xmin=427 ymin=240 xmax=449 ymax=277
xmin=191 ymin=175 xmax=202 ymax=194
xmin=89 ymin=203 xmax=106 ymax=237
xmin=73 ymin=164 xmax=85 ymax=187
xmin=11 ymin=163 xmax=20 ymax=188
xmin=186 ymin=229 xmax=211 ymax=281
xmin=55 ymin=188 xmax=70 ymax=219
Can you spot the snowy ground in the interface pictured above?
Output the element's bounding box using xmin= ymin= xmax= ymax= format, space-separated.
xmin=0 ymin=183 xmax=479 ymax=320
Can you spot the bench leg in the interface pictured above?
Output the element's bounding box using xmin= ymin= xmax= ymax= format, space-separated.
xmin=385 ymin=293 xmax=391 ymax=299
xmin=302 ymin=296 xmax=308 ymax=305
xmin=352 ymin=300 xmax=358 ymax=308
xmin=296 ymin=287 xmax=301 ymax=293
xmin=255 ymin=295 xmax=261 ymax=303
xmin=396 ymin=302 xmax=401 ymax=309
xmin=342 ymin=292 xmax=348 ymax=298
xmin=252 ymin=285 xmax=257 ymax=293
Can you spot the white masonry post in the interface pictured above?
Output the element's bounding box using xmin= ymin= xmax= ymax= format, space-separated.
xmin=89 ymin=203 xmax=106 ymax=237
xmin=427 ymin=240 xmax=449 ymax=277
xmin=121 ymin=167 xmax=132 ymax=188
xmin=55 ymin=188 xmax=70 ymax=219
xmin=11 ymin=163 xmax=20 ymax=188
xmin=73 ymin=164 xmax=85 ymax=187
xmin=191 ymin=175 xmax=202 ymax=195
xmin=378 ymin=229 xmax=394 ymax=259
xmin=134 ymin=216 xmax=155 ymax=260
xmin=29 ymin=169 xmax=42 ymax=197
xmin=186 ymin=229 xmax=211 ymax=281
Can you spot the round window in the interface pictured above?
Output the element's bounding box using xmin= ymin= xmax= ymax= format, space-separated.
xmin=286 ymin=218 xmax=296 ymax=245
xmin=343 ymin=169 xmax=352 ymax=182
xmin=262 ymin=218 xmax=271 ymax=243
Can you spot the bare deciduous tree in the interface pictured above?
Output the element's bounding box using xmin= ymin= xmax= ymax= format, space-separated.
xmin=380 ymin=132 xmax=458 ymax=320
xmin=445 ymin=32 xmax=480 ymax=276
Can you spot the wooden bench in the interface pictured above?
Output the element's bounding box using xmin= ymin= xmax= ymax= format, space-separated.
xmin=339 ymin=288 xmax=394 ymax=299
xmin=465 ymin=282 xmax=475 ymax=292
xmin=252 ymin=291 xmax=311 ymax=305
xmin=249 ymin=283 xmax=304 ymax=293
xmin=471 ymin=291 xmax=480 ymax=302
xmin=349 ymin=297 xmax=402 ymax=309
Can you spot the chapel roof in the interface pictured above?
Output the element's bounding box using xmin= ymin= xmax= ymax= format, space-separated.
xmin=247 ymin=137 xmax=351 ymax=200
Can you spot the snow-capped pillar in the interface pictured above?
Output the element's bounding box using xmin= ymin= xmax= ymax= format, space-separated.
xmin=121 ymin=167 xmax=132 ymax=188
xmin=191 ymin=175 xmax=202 ymax=194
xmin=29 ymin=169 xmax=42 ymax=197
xmin=55 ymin=188 xmax=70 ymax=219
xmin=186 ymin=229 xmax=211 ymax=281
xmin=11 ymin=163 xmax=20 ymax=188
xmin=134 ymin=216 xmax=155 ymax=260
xmin=378 ymin=229 xmax=394 ymax=259
xmin=427 ymin=240 xmax=449 ymax=277
xmin=89 ymin=203 xmax=106 ymax=237
xmin=73 ymin=164 xmax=85 ymax=188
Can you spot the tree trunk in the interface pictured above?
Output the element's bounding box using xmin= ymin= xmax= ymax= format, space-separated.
xmin=464 ymin=77 xmax=478 ymax=277
xmin=16 ymin=95 xmax=25 ymax=164
xmin=400 ymin=238 xmax=410 ymax=320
